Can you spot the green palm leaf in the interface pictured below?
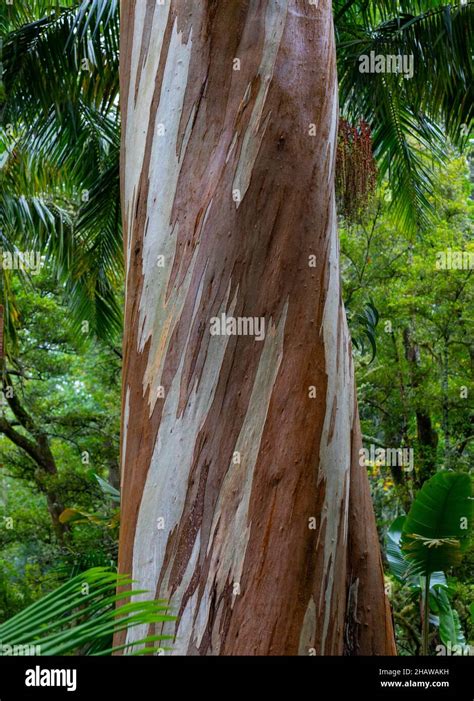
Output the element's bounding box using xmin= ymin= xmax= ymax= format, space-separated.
xmin=0 ymin=567 xmax=174 ymax=656
xmin=337 ymin=1 xmax=473 ymax=231
xmin=1 ymin=0 xmax=121 ymax=342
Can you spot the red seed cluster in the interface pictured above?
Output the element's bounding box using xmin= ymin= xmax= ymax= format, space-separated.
xmin=336 ymin=118 xmax=377 ymax=221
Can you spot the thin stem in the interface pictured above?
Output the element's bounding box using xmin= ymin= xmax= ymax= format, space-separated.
xmin=422 ymin=574 xmax=430 ymax=656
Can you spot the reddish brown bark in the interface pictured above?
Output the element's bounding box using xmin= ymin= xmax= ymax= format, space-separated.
xmin=117 ymin=0 xmax=396 ymax=655
xmin=345 ymin=406 xmax=396 ymax=654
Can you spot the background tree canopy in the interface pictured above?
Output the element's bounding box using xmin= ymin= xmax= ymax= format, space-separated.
xmin=0 ymin=0 xmax=471 ymax=656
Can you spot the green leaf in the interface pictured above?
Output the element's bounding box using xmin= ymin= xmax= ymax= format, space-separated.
xmin=429 ymin=571 xmax=448 ymax=591
xmin=401 ymin=471 xmax=472 ymax=576
xmin=0 ymin=567 xmax=174 ymax=656
xmin=430 ymin=586 xmax=467 ymax=649
xmin=93 ymin=472 xmax=121 ymax=503
xmin=386 ymin=516 xmax=411 ymax=582
xmin=348 ymin=300 xmax=380 ymax=362
xmin=386 ymin=516 xmax=447 ymax=587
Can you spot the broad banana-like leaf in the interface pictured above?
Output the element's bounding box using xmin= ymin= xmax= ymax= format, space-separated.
xmin=401 ymin=472 xmax=472 ymax=576
xmin=386 ymin=515 xmax=446 ymax=587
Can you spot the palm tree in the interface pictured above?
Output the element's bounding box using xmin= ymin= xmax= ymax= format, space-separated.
xmin=1 ymin=0 xmax=121 ymax=345
xmin=1 ymin=0 xmax=472 ymax=655
xmin=337 ymin=0 xmax=473 ymax=230
xmin=1 ymin=0 xmax=122 ymax=540
xmin=3 ymin=0 xmax=471 ymax=337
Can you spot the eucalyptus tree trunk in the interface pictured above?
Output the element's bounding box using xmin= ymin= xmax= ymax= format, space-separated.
xmin=118 ymin=0 xmax=396 ymax=655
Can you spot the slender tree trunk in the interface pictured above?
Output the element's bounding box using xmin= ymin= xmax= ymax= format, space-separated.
xmin=0 ymin=375 xmax=69 ymax=540
xmin=118 ymin=0 xmax=396 ymax=655
xmin=403 ymin=326 xmax=438 ymax=485
xmin=441 ymin=340 xmax=452 ymax=467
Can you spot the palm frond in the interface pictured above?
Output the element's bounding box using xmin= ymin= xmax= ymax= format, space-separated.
xmin=1 ymin=133 xmax=75 ymax=258
xmin=337 ymin=1 xmax=474 ymax=231
xmin=0 ymin=267 xmax=20 ymax=361
xmin=66 ymin=156 xmax=123 ymax=342
xmin=3 ymin=0 xmax=119 ymax=112
xmin=1 ymin=0 xmax=122 ymax=343
xmin=0 ymin=567 xmax=174 ymax=656
xmin=1 ymin=129 xmax=122 ymax=341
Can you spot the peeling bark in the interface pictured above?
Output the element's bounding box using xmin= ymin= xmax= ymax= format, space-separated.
xmin=118 ymin=0 xmax=396 ymax=655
